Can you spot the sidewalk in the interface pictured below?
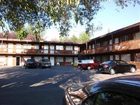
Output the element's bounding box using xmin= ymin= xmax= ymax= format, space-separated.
xmin=90 ymin=69 xmax=140 ymax=82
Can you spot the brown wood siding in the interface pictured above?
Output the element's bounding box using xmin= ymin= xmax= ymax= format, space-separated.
xmin=80 ymin=39 xmax=140 ymax=55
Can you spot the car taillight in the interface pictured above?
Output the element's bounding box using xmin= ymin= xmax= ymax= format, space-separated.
xmin=103 ymin=64 xmax=109 ymax=68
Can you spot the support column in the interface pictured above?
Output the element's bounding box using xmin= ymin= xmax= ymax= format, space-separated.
xmin=63 ymin=57 xmax=66 ymax=66
xmin=119 ymin=54 xmax=121 ymax=60
xmin=5 ymin=56 xmax=8 ymax=66
xmin=64 ymin=45 xmax=66 ymax=65
xmin=54 ymin=56 xmax=57 ymax=65
xmin=131 ymin=53 xmax=135 ymax=61
xmin=54 ymin=45 xmax=56 ymax=65
xmin=48 ymin=44 xmax=50 ymax=54
xmin=73 ymin=45 xmax=74 ymax=54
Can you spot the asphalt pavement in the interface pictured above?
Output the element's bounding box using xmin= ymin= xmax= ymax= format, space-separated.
xmin=0 ymin=66 xmax=95 ymax=105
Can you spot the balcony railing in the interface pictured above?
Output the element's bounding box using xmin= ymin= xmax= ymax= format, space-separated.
xmin=112 ymin=39 xmax=140 ymax=51
xmin=0 ymin=48 xmax=79 ymax=55
xmin=81 ymin=39 xmax=140 ymax=54
xmin=54 ymin=50 xmax=78 ymax=55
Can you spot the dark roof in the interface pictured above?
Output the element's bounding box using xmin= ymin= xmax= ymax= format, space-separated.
xmin=25 ymin=34 xmax=37 ymax=41
xmin=0 ymin=38 xmax=80 ymax=46
xmin=0 ymin=33 xmax=4 ymax=38
xmin=87 ymin=22 xmax=140 ymax=44
xmin=7 ymin=32 xmax=17 ymax=39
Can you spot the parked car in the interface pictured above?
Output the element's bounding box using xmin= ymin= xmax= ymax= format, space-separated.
xmin=65 ymin=75 xmax=140 ymax=105
xmin=39 ymin=58 xmax=51 ymax=68
xmin=78 ymin=59 xmax=100 ymax=70
xmin=98 ymin=60 xmax=136 ymax=74
xmin=24 ymin=58 xmax=37 ymax=68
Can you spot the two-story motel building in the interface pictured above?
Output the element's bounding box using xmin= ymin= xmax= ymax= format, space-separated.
xmin=1 ymin=22 xmax=140 ymax=67
xmin=0 ymin=40 xmax=80 ymax=66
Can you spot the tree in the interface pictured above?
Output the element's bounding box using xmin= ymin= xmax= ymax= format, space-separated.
xmin=59 ymin=36 xmax=71 ymax=42
xmin=70 ymin=35 xmax=79 ymax=43
xmin=0 ymin=0 xmax=140 ymax=36
xmin=59 ymin=32 xmax=90 ymax=43
xmin=26 ymin=23 xmax=44 ymax=41
xmin=79 ymin=32 xmax=90 ymax=43
xmin=16 ymin=23 xmax=44 ymax=41
xmin=16 ymin=28 xmax=28 ymax=40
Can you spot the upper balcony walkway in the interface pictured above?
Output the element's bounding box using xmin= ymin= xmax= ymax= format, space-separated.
xmin=80 ymin=39 xmax=140 ymax=55
xmin=0 ymin=48 xmax=79 ymax=56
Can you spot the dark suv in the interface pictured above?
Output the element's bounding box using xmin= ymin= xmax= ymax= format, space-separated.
xmin=65 ymin=75 xmax=140 ymax=105
xmin=24 ymin=58 xmax=37 ymax=68
xmin=38 ymin=58 xmax=51 ymax=68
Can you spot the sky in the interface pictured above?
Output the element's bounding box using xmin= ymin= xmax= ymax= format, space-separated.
xmin=1 ymin=1 xmax=139 ymax=41
xmin=43 ymin=1 xmax=140 ymax=41
xmin=92 ymin=1 xmax=140 ymax=38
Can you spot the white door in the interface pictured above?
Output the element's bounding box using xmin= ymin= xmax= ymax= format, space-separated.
xmin=8 ymin=56 xmax=13 ymax=66
xmin=50 ymin=57 xmax=54 ymax=66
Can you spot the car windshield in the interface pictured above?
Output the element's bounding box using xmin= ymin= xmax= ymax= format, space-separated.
xmin=42 ymin=59 xmax=49 ymax=62
xmin=27 ymin=59 xmax=34 ymax=62
xmin=102 ymin=61 xmax=112 ymax=65
xmin=80 ymin=59 xmax=94 ymax=64
xmin=116 ymin=60 xmax=127 ymax=64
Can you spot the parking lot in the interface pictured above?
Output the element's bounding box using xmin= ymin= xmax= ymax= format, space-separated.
xmin=0 ymin=66 xmax=96 ymax=105
xmin=0 ymin=66 xmax=139 ymax=105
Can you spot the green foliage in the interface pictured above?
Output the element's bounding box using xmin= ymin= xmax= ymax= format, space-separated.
xmin=60 ymin=32 xmax=90 ymax=43
xmin=16 ymin=23 xmax=43 ymax=41
xmin=16 ymin=28 xmax=28 ymax=40
xmin=59 ymin=36 xmax=71 ymax=42
xmin=0 ymin=0 xmax=140 ymax=36
xmin=79 ymin=32 xmax=90 ymax=43
xmin=70 ymin=35 xmax=79 ymax=43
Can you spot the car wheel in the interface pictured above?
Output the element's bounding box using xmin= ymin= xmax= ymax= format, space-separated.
xmin=130 ymin=67 xmax=136 ymax=73
xmin=110 ymin=68 xmax=115 ymax=75
xmin=87 ymin=66 xmax=91 ymax=70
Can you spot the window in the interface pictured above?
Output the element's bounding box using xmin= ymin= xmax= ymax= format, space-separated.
xmin=23 ymin=44 xmax=31 ymax=49
xmin=120 ymin=35 xmax=126 ymax=42
xmin=50 ymin=45 xmax=54 ymax=54
xmin=50 ymin=45 xmax=54 ymax=50
xmin=115 ymin=38 xmax=119 ymax=44
xmin=92 ymin=44 xmax=95 ymax=49
xmin=82 ymin=92 xmax=140 ymax=105
xmin=44 ymin=45 xmax=48 ymax=49
xmin=121 ymin=54 xmax=131 ymax=62
xmin=66 ymin=46 xmax=73 ymax=50
xmin=115 ymin=55 xmax=120 ymax=60
xmin=56 ymin=45 xmax=63 ymax=50
xmin=120 ymin=35 xmax=131 ymax=42
xmin=34 ymin=44 xmax=39 ymax=49
xmin=96 ymin=42 xmax=100 ymax=48
xmin=8 ymin=43 xmax=13 ymax=48
xmin=101 ymin=41 xmax=108 ymax=47
xmin=74 ymin=46 xmax=79 ymax=51
xmin=109 ymin=40 xmax=112 ymax=45
xmin=56 ymin=57 xmax=63 ymax=63
xmin=135 ymin=32 xmax=140 ymax=39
